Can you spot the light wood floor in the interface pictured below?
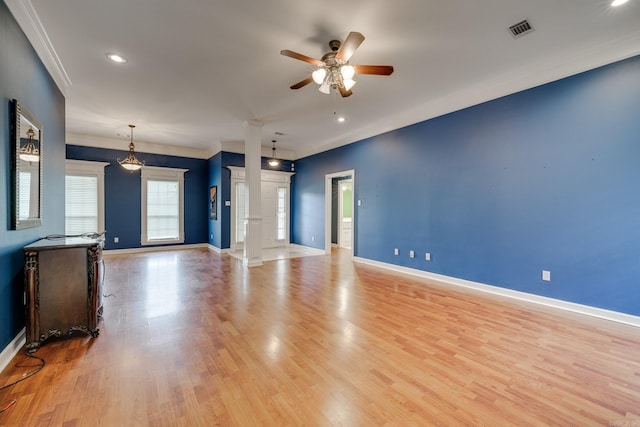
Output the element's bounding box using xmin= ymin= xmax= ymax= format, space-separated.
xmin=1 ymin=248 xmax=639 ymax=426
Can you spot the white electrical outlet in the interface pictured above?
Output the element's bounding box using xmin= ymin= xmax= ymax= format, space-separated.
xmin=394 ymin=248 xmax=399 ymax=256
xmin=225 ymin=200 xmax=231 ymax=206
xmin=542 ymin=270 xmax=551 ymax=281
xmin=409 ymin=250 xmax=415 ymax=258
xmin=425 ymin=253 xmax=431 ymax=261
xmin=358 ymin=200 xmax=362 ymax=207
xmin=114 ymin=237 xmax=119 ymax=243
xmin=311 ymin=235 xmax=315 ymax=242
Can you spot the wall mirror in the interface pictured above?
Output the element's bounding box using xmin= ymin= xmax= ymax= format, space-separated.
xmin=11 ymin=99 xmax=43 ymax=230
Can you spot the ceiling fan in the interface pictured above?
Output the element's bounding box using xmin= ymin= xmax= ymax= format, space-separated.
xmin=281 ymin=32 xmax=394 ymax=97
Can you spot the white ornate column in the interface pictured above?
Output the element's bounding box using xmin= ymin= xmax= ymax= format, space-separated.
xmin=242 ymin=120 xmax=263 ymax=267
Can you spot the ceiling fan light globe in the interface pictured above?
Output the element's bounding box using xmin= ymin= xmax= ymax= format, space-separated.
xmin=312 ymin=68 xmax=327 ymax=84
xmin=319 ymin=81 xmax=331 ymax=94
xmin=343 ymin=79 xmax=356 ymax=91
xmin=340 ymin=65 xmax=355 ymax=80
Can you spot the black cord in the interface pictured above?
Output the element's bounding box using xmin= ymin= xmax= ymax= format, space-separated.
xmin=0 ymin=352 xmax=45 ymax=392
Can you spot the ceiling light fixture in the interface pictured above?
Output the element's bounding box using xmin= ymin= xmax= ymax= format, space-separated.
xmin=106 ymin=53 xmax=127 ymax=63
xmin=312 ymin=63 xmax=357 ymax=95
xmin=282 ymin=33 xmax=394 ymax=98
xmin=118 ymin=124 xmax=144 ymax=171
xmin=19 ymin=127 xmax=40 ymax=162
xmin=268 ymin=140 xmax=280 ymax=167
xmin=611 ymin=0 xmax=629 ymax=6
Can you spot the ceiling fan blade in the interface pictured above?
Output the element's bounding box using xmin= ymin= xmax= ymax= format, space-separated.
xmin=290 ymin=76 xmax=314 ymax=90
xmin=335 ymin=32 xmax=365 ymax=62
xmin=280 ymin=50 xmax=324 ymax=66
xmin=338 ymin=83 xmax=353 ymax=98
xmin=353 ymin=65 xmax=394 ymax=75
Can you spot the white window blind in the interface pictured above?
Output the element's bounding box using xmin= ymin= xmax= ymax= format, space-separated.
xmin=147 ymin=180 xmax=179 ymax=240
xmin=65 ymin=160 xmax=109 ymax=236
xmin=236 ymin=182 xmax=247 ymax=243
xmin=277 ymin=187 xmax=286 ymax=240
xmin=66 ymin=175 xmax=98 ymax=234
xmin=19 ymin=171 xmax=31 ymax=220
xmin=141 ymin=166 xmax=187 ymax=246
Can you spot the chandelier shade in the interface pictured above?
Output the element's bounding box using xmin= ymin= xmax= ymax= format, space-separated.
xmin=268 ymin=140 xmax=280 ymax=167
xmin=118 ymin=124 xmax=144 ymax=171
xmin=19 ymin=127 xmax=40 ymax=162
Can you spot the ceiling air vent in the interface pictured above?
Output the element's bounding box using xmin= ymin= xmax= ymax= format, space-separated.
xmin=509 ymin=19 xmax=534 ymax=38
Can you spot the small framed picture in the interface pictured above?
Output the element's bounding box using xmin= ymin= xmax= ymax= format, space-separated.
xmin=209 ymin=186 xmax=217 ymax=220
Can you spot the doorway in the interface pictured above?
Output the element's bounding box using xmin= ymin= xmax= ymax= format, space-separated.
xmin=324 ymin=170 xmax=355 ymax=256
xmin=338 ymin=179 xmax=352 ymax=249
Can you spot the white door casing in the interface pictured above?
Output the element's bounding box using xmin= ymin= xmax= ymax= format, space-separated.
xmin=228 ymin=167 xmax=294 ymax=250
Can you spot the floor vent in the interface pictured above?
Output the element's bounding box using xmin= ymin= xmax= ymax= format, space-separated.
xmin=509 ymin=19 xmax=534 ymax=38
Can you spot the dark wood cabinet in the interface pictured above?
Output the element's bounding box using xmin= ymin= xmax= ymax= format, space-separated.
xmin=23 ymin=238 xmax=104 ymax=352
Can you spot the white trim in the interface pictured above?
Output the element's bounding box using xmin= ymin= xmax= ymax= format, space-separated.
xmin=67 ymin=133 xmax=214 ymax=160
xmin=325 ymin=170 xmax=355 ymax=257
xmin=0 ymin=328 xmax=26 ymax=374
xmin=4 ymin=0 xmax=71 ymax=93
xmin=207 ymin=244 xmax=230 ymax=254
xmin=65 ymin=159 xmax=109 ymax=234
xmin=103 ymin=243 xmax=209 ymax=256
xmin=289 ymin=244 xmax=326 ymax=256
xmin=353 ymin=257 xmax=640 ymax=328
xmin=140 ymin=166 xmax=188 ymax=246
xmin=227 ymin=166 xmax=295 ymax=250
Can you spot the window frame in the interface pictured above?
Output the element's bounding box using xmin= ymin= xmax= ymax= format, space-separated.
xmin=141 ymin=166 xmax=188 ymax=246
xmin=65 ymin=159 xmax=109 ymax=235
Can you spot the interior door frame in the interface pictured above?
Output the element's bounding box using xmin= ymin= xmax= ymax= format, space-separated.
xmin=338 ymin=179 xmax=353 ymax=249
xmin=324 ymin=170 xmax=355 ymax=256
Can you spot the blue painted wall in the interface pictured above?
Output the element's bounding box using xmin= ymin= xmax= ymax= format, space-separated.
xmin=292 ymin=55 xmax=640 ymax=316
xmin=0 ymin=2 xmax=66 ymax=349
xmin=208 ymin=152 xmax=222 ymax=248
xmin=66 ymin=145 xmax=209 ymax=249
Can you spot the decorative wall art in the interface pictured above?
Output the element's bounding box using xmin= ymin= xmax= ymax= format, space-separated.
xmin=209 ymin=186 xmax=217 ymax=220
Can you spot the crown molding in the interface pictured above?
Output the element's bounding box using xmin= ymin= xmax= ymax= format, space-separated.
xmin=5 ymin=0 xmax=72 ymax=93
xmin=66 ymin=133 xmax=213 ymax=159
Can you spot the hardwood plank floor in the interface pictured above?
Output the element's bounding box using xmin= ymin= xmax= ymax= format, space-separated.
xmin=1 ymin=248 xmax=639 ymax=426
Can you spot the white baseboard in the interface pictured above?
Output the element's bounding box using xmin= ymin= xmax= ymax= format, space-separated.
xmin=0 ymin=328 xmax=26 ymax=374
xmin=353 ymin=257 xmax=640 ymax=328
xmin=289 ymin=244 xmax=326 ymax=256
xmin=103 ymin=243 xmax=209 ymax=256
xmin=207 ymin=244 xmax=230 ymax=254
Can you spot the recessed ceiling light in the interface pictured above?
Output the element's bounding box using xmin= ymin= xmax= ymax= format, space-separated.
xmin=106 ymin=53 xmax=127 ymax=63
xmin=337 ymin=116 xmax=346 ymax=123
xmin=611 ymin=0 xmax=629 ymax=6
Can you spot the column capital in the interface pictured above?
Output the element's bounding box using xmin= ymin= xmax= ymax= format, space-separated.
xmin=242 ymin=119 xmax=263 ymax=128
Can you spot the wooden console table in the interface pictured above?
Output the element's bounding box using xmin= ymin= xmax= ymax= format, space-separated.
xmin=23 ymin=237 xmax=104 ymax=352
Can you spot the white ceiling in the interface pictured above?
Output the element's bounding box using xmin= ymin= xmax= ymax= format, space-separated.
xmin=7 ymin=0 xmax=640 ymax=159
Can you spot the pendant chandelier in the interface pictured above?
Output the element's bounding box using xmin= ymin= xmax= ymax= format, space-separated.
xmin=268 ymin=140 xmax=280 ymax=167
xmin=19 ymin=127 xmax=40 ymax=162
xmin=118 ymin=124 xmax=144 ymax=171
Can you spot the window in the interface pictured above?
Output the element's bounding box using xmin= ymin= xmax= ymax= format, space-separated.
xmin=235 ymin=182 xmax=247 ymax=243
xmin=65 ymin=160 xmax=109 ymax=235
xmin=277 ymin=187 xmax=287 ymax=241
xmin=141 ymin=166 xmax=188 ymax=245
